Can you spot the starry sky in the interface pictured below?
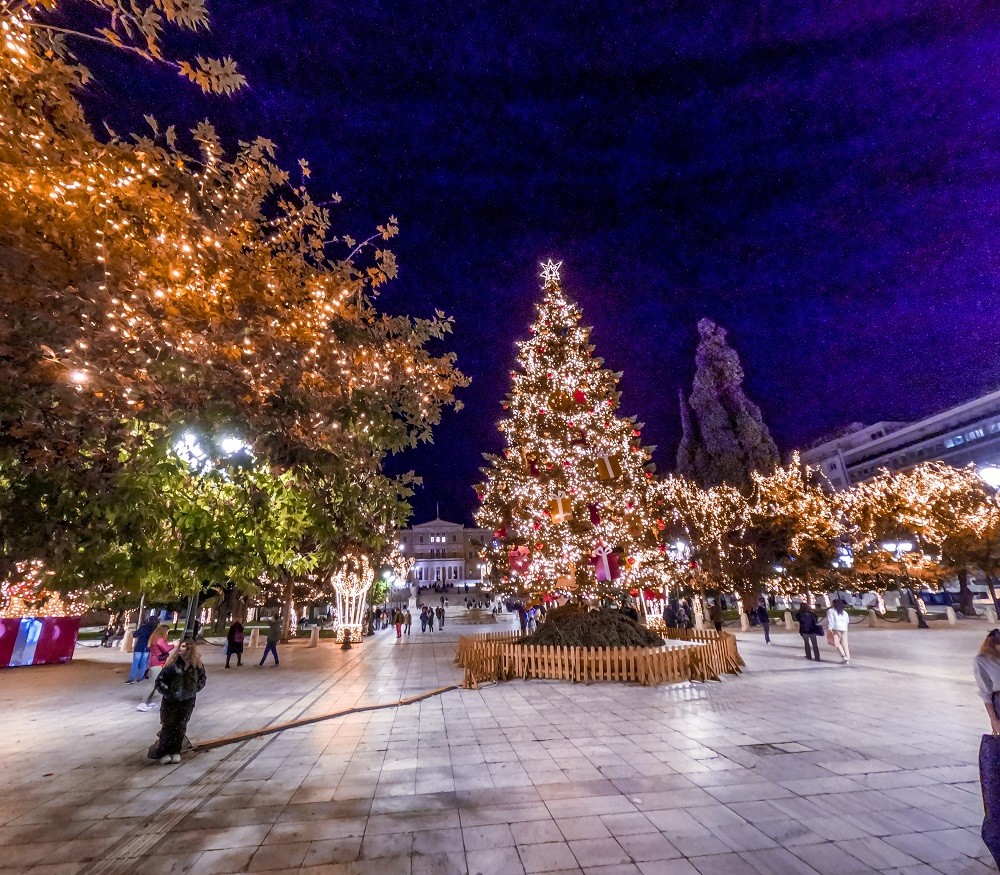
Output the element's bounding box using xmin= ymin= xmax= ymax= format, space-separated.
xmin=78 ymin=0 xmax=1000 ymax=524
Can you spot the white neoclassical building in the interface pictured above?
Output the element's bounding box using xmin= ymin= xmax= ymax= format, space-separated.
xmin=397 ymin=517 xmax=490 ymax=587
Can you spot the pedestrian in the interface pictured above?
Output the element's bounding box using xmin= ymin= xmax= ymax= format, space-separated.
xmin=420 ymin=607 xmax=428 ymax=632
xmin=796 ymin=602 xmax=821 ymax=661
xmin=394 ymin=609 xmax=403 ymax=639
xmin=374 ymin=607 xmax=382 ymax=630
xmin=710 ymin=598 xmax=724 ymax=633
xmin=405 ymin=609 xmax=412 ymax=635
xmin=756 ymin=599 xmax=771 ymax=645
xmin=137 ymin=624 xmax=173 ymax=712
xmin=428 ymin=607 xmax=435 ymax=631
xmin=127 ymin=612 xmax=158 ymax=684
xmin=976 ymin=629 xmax=1000 ymax=868
xmin=146 ymin=639 xmax=206 ymax=765
xmin=518 ymin=605 xmax=527 ymax=634
xmin=682 ymin=599 xmax=695 ymax=629
xmin=825 ymin=599 xmax=851 ymax=665
xmin=663 ymin=601 xmax=678 ymax=629
xmin=225 ymin=620 xmax=244 ymax=668
xmin=259 ymin=615 xmax=281 ymax=667
xmin=436 ymin=605 xmax=445 ymax=629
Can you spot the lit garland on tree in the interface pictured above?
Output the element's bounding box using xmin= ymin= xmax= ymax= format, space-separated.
xmin=0 ymin=1 xmax=468 ymax=591
xmin=0 ymin=561 xmax=87 ymax=618
xmin=476 ymin=261 xmax=661 ymax=601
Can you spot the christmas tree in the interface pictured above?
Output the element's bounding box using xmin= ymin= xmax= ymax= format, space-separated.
xmin=677 ymin=319 xmax=779 ymax=492
xmin=476 ymin=261 xmax=663 ymax=601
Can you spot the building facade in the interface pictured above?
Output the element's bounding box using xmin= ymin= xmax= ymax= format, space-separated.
xmin=801 ymin=389 xmax=1000 ymax=490
xmin=397 ymin=518 xmax=491 ymax=587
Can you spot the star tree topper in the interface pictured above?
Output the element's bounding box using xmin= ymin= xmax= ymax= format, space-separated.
xmin=539 ymin=259 xmax=563 ymax=287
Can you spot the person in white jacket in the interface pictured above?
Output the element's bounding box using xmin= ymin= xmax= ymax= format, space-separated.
xmin=826 ymin=599 xmax=851 ymax=665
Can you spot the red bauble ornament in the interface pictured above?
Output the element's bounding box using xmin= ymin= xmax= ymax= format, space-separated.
xmin=573 ymin=389 xmax=586 ymax=404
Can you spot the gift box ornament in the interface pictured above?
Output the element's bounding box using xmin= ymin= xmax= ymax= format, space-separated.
xmin=549 ymin=495 xmax=572 ymax=524
xmin=595 ymin=453 xmax=623 ymax=481
xmin=590 ymin=544 xmax=620 ymax=581
xmin=508 ymin=546 xmax=531 ymax=574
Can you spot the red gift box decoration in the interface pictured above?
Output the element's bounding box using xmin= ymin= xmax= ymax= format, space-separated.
xmin=590 ymin=544 xmax=620 ymax=581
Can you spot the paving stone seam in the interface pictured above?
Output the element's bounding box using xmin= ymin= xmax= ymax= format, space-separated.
xmin=79 ymin=643 xmax=381 ymax=874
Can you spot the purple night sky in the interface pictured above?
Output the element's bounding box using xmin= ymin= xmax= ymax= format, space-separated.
xmin=77 ymin=0 xmax=1000 ymax=522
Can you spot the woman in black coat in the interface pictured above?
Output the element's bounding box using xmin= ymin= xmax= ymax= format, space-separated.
xmin=148 ymin=639 xmax=207 ymax=764
xmin=795 ymin=603 xmax=821 ymax=661
xmin=225 ymin=621 xmax=244 ymax=668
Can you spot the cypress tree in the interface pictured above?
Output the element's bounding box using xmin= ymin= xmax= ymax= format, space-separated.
xmin=677 ymin=319 xmax=779 ymax=491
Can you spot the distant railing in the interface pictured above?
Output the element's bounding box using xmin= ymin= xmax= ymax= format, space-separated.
xmin=456 ymin=627 xmax=743 ymax=689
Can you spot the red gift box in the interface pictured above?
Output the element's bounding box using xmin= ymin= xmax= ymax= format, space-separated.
xmin=590 ymin=545 xmax=620 ymax=581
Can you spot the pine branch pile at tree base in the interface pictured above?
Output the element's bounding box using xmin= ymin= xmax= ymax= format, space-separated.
xmin=519 ymin=606 xmax=665 ymax=648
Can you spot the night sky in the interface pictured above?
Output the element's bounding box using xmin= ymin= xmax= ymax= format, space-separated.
xmin=79 ymin=0 xmax=1000 ymax=524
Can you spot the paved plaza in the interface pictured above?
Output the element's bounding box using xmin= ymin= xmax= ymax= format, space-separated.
xmin=1 ymin=617 xmax=997 ymax=875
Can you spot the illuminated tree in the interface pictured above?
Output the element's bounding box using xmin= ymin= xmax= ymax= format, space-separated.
xmin=677 ymin=319 xmax=779 ymax=491
xmin=852 ymin=463 xmax=1000 ymax=616
xmin=748 ymin=457 xmax=844 ymax=599
xmin=657 ymin=476 xmax=747 ymax=608
xmin=0 ymin=1 xmax=467 ymax=591
xmin=476 ymin=261 xmax=658 ymax=601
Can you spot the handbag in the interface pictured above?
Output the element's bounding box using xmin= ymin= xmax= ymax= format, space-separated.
xmin=981 ymin=716 xmax=1000 ymax=868
xmin=826 ymin=629 xmax=835 ymax=646
xmin=814 ymin=625 xmax=823 ymax=637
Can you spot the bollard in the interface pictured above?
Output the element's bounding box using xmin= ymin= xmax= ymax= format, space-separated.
xmin=784 ymin=610 xmax=794 ymax=631
xmin=867 ymin=609 xmax=879 ymax=628
xmin=308 ymin=626 xmax=320 ymax=648
xmin=249 ymin=627 xmax=260 ymax=649
xmin=946 ymin=606 xmax=957 ymax=625
xmin=740 ymin=612 xmax=750 ymax=632
xmin=121 ymin=629 xmax=134 ymax=653
xmin=987 ymin=606 xmax=998 ymax=623
xmin=906 ymin=607 xmax=918 ymax=625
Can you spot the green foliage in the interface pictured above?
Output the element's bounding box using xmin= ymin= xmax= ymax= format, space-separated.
xmin=519 ymin=605 xmax=664 ymax=648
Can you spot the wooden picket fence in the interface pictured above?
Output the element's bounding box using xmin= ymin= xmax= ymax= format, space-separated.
xmin=663 ymin=627 xmax=745 ymax=680
xmin=456 ymin=628 xmax=743 ymax=690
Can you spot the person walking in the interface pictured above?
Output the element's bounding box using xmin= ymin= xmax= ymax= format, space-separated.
xmin=427 ymin=606 xmax=435 ymax=631
xmin=259 ymin=615 xmax=281 ymax=667
xmin=225 ymin=620 xmax=244 ymax=668
xmin=146 ymin=639 xmax=207 ymax=765
xmin=420 ymin=607 xmax=428 ymax=633
xmin=404 ymin=609 xmax=412 ymax=635
xmin=710 ymin=599 xmax=724 ymax=633
xmin=436 ymin=605 xmax=446 ymax=630
xmin=137 ymin=624 xmax=172 ymax=712
xmin=127 ymin=612 xmax=158 ymax=684
xmin=394 ymin=609 xmax=403 ymax=639
xmin=755 ymin=599 xmax=771 ymax=645
xmin=796 ymin=603 xmax=821 ymax=661
xmin=826 ymin=599 xmax=851 ymax=665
